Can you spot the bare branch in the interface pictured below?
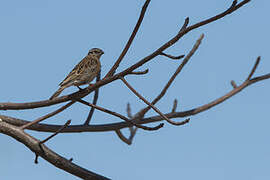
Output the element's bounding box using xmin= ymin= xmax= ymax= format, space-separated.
xmin=76 ymin=99 xmax=163 ymax=131
xmin=179 ymin=17 xmax=189 ymax=32
xmin=231 ymin=80 xmax=238 ymax=88
xmin=116 ymin=0 xmax=251 ymax=82
xmin=4 ymin=57 xmax=269 ymax=133
xmin=172 ymin=99 xmax=178 ymax=113
xmin=105 ymin=0 xmax=151 ymax=77
xmin=0 ymin=121 xmax=110 ymax=180
xmin=115 ymin=130 xmax=131 ymax=145
xmin=187 ymin=0 xmax=250 ymax=31
xmin=20 ymin=101 xmax=74 ymax=130
xmin=160 ymin=52 xmax=185 ymax=60
xmin=140 ymin=34 xmax=204 ymax=116
xmin=40 ymin=120 xmax=71 ymax=144
xmin=126 ymin=103 xmax=133 ymax=119
xmin=128 ymin=69 xmax=149 ymax=75
xmin=84 ymin=72 xmax=101 ymax=125
xmin=120 ymin=77 xmax=186 ymax=126
xmin=246 ymin=56 xmax=260 ymax=80
xmin=0 ymin=1 xmax=251 ymax=111
xmin=115 ymin=126 xmax=138 ymax=145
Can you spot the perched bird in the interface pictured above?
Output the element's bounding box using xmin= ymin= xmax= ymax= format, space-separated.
xmin=50 ymin=48 xmax=104 ymax=100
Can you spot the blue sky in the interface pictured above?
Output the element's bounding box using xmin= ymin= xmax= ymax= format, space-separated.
xmin=0 ymin=0 xmax=270 ymax=179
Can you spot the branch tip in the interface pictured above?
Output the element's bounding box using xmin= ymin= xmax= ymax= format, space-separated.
xmin=246 ymin=56 xmax=261 ymax=81
xmin=172 ymin=99 xmax=178 ymax=113
xmin=105 ymin=0 xmax=151 ymax=77
xmin=179 ymin=17 xmax=189 ymax=32
xmin=231 ymin=0 xmax=238 ymax=8
xmin=129 ymin=69 xmax=149 ymax=75
xmin=126 ymin=102 xmax=132 ymax=118
xmin=231 ymin=80 xmax=238 ymax=88
xmin=160 ymin=52 xmax=185 ymax=60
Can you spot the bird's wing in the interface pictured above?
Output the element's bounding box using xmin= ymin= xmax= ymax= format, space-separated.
xmin=59 ymin=56 xmax=89 ymax=87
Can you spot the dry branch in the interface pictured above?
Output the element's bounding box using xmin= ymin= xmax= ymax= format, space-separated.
xmin=76 ymin=99 xmax=163 ymax=131
xmin=105 ymin=0 xmax=151 ymax=77
xmin=121 ymin=77 xmax=189 ymax=126
xmin=40 ymin=120 xmax=71 ymax=144
xmin=0 ymin=121 xmax=110 ymax=180
xmin=1 ymin=1 xmax=267 ymax=179
xmin=138 ymin=33 xmax=204 ymax=120
xmin=0 ymin=0 xmax=251 ymax=111
xmin=20 ymin=101 xmax=74 ymax=130
xmin=2 ymin=56 xmax=268 ymax=133
xmin=160 ymin=52 xmax=185 ymax=60
xmin=85 ymin=72 xmax=101 ymax=125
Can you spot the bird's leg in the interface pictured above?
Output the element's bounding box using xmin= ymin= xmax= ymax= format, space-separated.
xmin=76 ymin=86 xmax=83 ymax=90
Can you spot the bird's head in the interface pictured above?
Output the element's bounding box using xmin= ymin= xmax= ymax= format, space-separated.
xmin=88 ymin=48 xmax=104 ymax=58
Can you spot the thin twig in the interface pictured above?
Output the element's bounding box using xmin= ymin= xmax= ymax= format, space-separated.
xmin=128 ymin=69 xmax=149 ymax=75
xmin=246 ymin=56 xmax=261 ymax=81
xmin=231 ymin=80 xmax=237 ymax=88
xmin=179 ymin=17 xmax=190 ymax=32
xmin=172 ymin=99 xmax=178 ymax=113
xmin=84 ymin=71 xmax=101 ymax=125
xmin=129 ymin=127 xmax=138 ymax=142
xmin=160 ymin=52 xmax=185 ymax=60
xmin=115 ymin=126 xmax=138 ymax=145
xmin=0 ymin=1 xmax=251 ymax=111
xmin=40 ymin=120 xmax=71 ymax=144
xmin=115 ymin=130 xmax=132 ymax=145
xmin=0 ymin=121 xmax=110 ymax=180
xmin=77 ymin=98 xmax=163 ymax=131
xmin=20 ymin=101 xmax=74 ymax=130
xmin=3 ymin=58 xmax=270 ymax=133
xmin=105 ymin=0 xmax=151 ymax=77
xmin=121 ymin=77 xmax=185 ymax=126
xmin=126 ymin=103 xmax=133 ymax=119
xmin=140 ymin=34 xmax=204 ymax=116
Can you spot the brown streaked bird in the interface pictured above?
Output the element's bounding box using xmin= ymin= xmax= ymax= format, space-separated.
xmin=50 ymin=48 xmax=104 ymax=100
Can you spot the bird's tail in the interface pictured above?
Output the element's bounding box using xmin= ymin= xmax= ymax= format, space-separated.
xmin=50 ymin=86 xmax=65 ymax=100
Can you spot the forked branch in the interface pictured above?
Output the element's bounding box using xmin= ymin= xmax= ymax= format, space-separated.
xmin=0 ymin=0 xmax=251 ymax=111
xmin=2 ymin=56 xmax=268 ymax=133
xmin=105 ymin=0 xmax=151 ymax=77
xmin=0 ymin=121 xmax=110 ymax=180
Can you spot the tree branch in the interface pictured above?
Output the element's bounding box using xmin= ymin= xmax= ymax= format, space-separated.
xmin=128 ymin=69 xmax=149 ymax=75
xmin=246 ymin=56 xmax=260 ymax=80
xmin=160 ymin=52 xmax=185 ymax=60
xmin=0 ymin=0 xmax=251 ymax=111
xmin=3 ymin=57 xmax=269 ymax=133
xmin=0 ymin=121 xmax=110 ymax=180
xmin=84 ymin=72 xmax=101 ymax=125
xmin=105 ymin=0 xmax=151 ymax=77
xmin=115 ymin=127 xmax=138 ymax=145
xmin=120 ymin=77 xmax=188 ymax=126
xmin=20 ymin=101 xmax=74 ymax=130
xmin=171 ymin=99 xmax=178 ymax=113
xmin=40 ymin=120 xmax=71 ymax=144
xmin=139 ymin=34 xmax=204 ymax=117
xmin=76 ymin=99 xmax=163 ymax=131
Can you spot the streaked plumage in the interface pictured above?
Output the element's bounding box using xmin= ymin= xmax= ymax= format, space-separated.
xmin=50 ymin=48 xmax=104 ymax=100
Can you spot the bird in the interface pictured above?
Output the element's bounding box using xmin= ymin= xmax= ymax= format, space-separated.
xmin=49 ymin=48 xmax=104 ymax=100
